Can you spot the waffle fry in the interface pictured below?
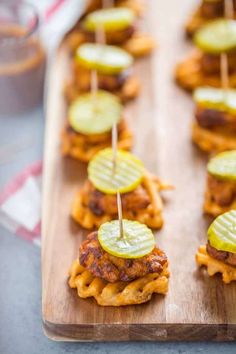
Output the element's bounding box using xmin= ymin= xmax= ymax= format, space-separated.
xmin=204 ymin=188 xmax=236 ymax=217
xmin=122 ymin=33 xmax=156 ymax=58
xmin=196 ymin=245 xmax=236 ymax=284
xmin=72 ymin=172 xmax=171 ymax=229
xmin=61 ymin=120 xmax=133 ymax=162
xmin=64 ymin=75 xmax=140 ymax=104
xmin=68 ymin=258 xmax=169 ymax=306
xmin=192 ymin=122 xmax=236 ymax=153
xmin=175 ymin=51 xmax=236 ymax=92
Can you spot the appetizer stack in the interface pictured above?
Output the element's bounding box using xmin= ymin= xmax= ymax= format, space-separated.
xmin=61 ymin=90 xmax=133 ymax=161
xmin=185 ymin=0 xmax=236 ymax=37
xmin=66 ymin=3 xmax=155 ymax=57
xmin=192 ymin=87 xmax=236 ymax=152
xmin=196 ymin=150 xmax=236 ymax=283
xmin=64 ymin=43 xmax=140 ymax=103
xmin=204 ymin=151 xmax=236 ymax=215
xmin=196 ymin=210 xmax=236 ymax=283
xmin=71 ymin=148 xmax=170 ymax=229
xmin=176 ymin=19 xmax=236 ymax=91
xmin=61 ymin=0 xmax=171 ymax=306
xmin=69 ymin=220 xmax=169 ymax=306
xmin=177 ymin=0 xmax=236 ymax=284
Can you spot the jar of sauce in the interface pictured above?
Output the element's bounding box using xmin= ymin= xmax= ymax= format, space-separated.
xmin=0 ymin=1 xmax=46 ymax=116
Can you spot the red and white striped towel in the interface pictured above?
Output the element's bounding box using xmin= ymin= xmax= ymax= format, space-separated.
xmin=0 ymin=162 xmax=42 ymax=246
xmin=0 ymin=1 xmax=85 ymax=246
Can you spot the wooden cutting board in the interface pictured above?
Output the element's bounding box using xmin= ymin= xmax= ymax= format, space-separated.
xmin=42 ymin=0 xmax=236 ymax=341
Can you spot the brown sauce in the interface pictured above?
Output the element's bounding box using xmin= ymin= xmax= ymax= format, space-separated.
xmin=0 ymin=25 xmax=46 ymax=115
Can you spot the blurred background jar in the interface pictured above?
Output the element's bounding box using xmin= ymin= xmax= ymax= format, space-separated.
xmin=0 ymin=0 xmax=46 ymax=116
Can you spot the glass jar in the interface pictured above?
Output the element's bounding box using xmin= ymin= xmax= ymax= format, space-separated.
xmin=0 ymin=1 xmax=46 ymax=116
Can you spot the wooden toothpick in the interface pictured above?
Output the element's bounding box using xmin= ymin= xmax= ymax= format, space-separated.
xmin=91 ymin=9 xmax=106 ymax=105
xmin=95 ymin=23 xmax=106 ymax=45
xmin=224 ymin=0 xmax=234 ymax=19
xmin=102 ymin=0 xmax=114 ymax=8
xmin=117 ymin=191 xmax=124 ymax=238
xmin=91 ymin=69 xmax=98 ymax=108
xmin=112 ymin=122 xmax=123 ymax=238
xmin=112 ymin=123 xmax=117 ymax=174
xmin=220 ymin=53 xmax=229 ymax=90
xmin=96 ymin=0 xmax=115 ymax=43
xmin=220 ymin=0 xmax=234 ymax=91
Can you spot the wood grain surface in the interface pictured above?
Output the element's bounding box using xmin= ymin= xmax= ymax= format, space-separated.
xmin=42 ymin=0 xmax=236 ymax=341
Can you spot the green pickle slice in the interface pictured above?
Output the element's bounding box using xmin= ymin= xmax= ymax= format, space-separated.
xmin=76 ymin=43 xmax=133 ymax=75
xmin=193 ymin=87 xmax=236 ymax=114
xmin=68 ymin=91 xmax=122 ymax=135
xmin=208 ymin=210 xmax=236 ymax=253
xmin=194 ymin=19 xmax=236 ymax=54
xmin=98 ymin=219 xmax=155 ymax=258
xmin=83 ymin=8 xmax=135 ymax=32
xmin=88 ymin=148 xmax=144 ymax=194
xmin=207 ymin=150 xmax=236 ymax=181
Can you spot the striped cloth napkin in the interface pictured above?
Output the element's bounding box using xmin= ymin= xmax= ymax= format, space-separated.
xmin=0 ymin=162 xmax=42 ymax=246
xmin=0 ymin=0 xmax=85 ymax=245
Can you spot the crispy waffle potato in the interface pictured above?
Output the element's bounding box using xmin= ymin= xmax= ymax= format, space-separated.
xmin=175 ymin=51 xmax=236 ymax=92
xmin=69 ymin=258 xmax=169 ymax=306
xmin=122 ymin=32 xmax=156 ymax=58
xmin=61 ymin=120 xmax=133 ymax=162
xmin=192 ymin=122 xmax=236 ymax=153
xmin=72 ymin=172 xmax=171 ymax=229
xmin=196 ymin=245 xmax=236 ymax=284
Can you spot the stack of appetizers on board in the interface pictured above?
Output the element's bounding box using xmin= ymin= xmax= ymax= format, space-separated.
xmin=61 ymin=0 xmax=172 ymax=306
xmin=176 ymin=0 xmax=236 ymax=284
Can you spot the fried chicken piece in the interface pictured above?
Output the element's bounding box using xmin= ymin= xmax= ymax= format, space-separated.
xmin=62 ymin=118 xmax=132 ymax=161
xmin=207 ymin=242 xmax=236 ymax=267
xmin=81 ymin=180 xmax=150 ymax=216
xmin=73 ymin=63 xmax=131 ymax=92
xmin=207 ymin=174 xmax=236 ymax=207
xmin=200 ymin=0 xmax=225 ymax=19
xmin=81 ymin=25 xmax=136 ymax=46
xmin=201 ymin=51 xmax=236 ymax=75
xmin=65 ymin=119 xmax=126 ymax=146
xmin=79 ymin=231 xmax=167 ymax=282
xmin=195 ymin=107 xmax=236 ymax=129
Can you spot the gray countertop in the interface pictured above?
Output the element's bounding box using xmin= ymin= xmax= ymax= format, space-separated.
xmin=0 ymin=108 xmax=236 ymax=354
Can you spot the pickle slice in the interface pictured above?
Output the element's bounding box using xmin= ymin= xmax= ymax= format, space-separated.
xmin=98 ymin=219 xmax=155 ymax=258
xmin=68 ymin=91 xmax=122 ymax=135
xmin=83 ymin=8 xmax=135 ymax=32
xmin=208 ymin=210 xmax=236 ymax=253
xmin=207 ymin=150 xmax=236 ymax=181
xmin=88 ymin=148 xmax=144 ymax=194
xmin=194 ymin=19 xmax=236 ymax=54
xmin=193 ymin=87 xmax=236 ymax=114
xmin=76 ymin=43 xmax=133 ymax=75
